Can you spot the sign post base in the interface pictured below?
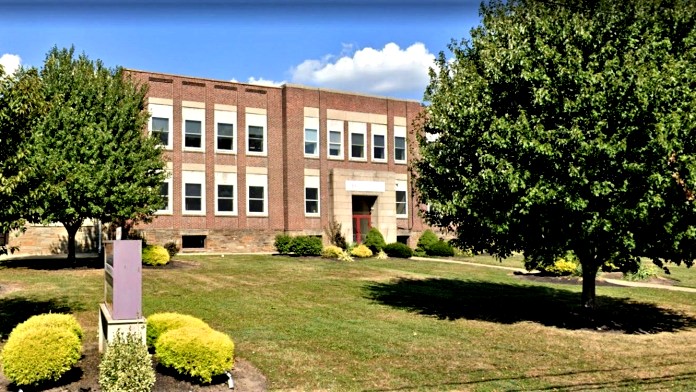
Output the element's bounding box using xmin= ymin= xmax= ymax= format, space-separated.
xmin=98 ymin=303 xmax=146 ymax=353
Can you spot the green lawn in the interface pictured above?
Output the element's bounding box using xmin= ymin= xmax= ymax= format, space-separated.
xmin=1 ymin=254 xmax=696 ymax=391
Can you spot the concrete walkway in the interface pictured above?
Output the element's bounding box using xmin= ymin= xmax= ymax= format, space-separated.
xmin=411 ymin=256 xmax=696 ymax=293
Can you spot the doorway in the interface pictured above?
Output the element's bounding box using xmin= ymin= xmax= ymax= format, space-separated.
xmin=352 ymin=196 xmax=376 ymax=243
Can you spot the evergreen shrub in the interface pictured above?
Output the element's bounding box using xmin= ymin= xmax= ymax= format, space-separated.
xmin=363 ymin=228 xmax=386 ymax=253
xmin=416 ymin=230 xmax=439 ymax=253
xmin=384 ymin=242 xmax=413 ymax=258
xmin=289 ymin=236 xmax=323 ymax=256
xmin=274 ymin=234 xmax=292 ymax=254
xmin=142 ymin=245 xmax=170 ymax=266
xmin=427 ymin=240 xmax=455 ymax=257
xmin=146 ymin=312 xmax=211 ymax=349
xmin=99 ymin=332 xmax=156 ymax=392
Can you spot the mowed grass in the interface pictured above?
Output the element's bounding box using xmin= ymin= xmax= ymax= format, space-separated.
xmin=1 ymin=254 xmax=696 ymax=391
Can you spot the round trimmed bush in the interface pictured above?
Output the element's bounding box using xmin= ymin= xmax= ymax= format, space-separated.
xmin=384 ymin=242 xmax=413 ymax=258
xmin=416 ymin=230 xmax=439 ymax=253
xmin=350 ymin=244 xmax=373 ymax=258
xmin=321 ymin=245 xmax=344 ymax=259
xmin=2 ymin=326 xmax=82 ymax=386
xmin=427 ymin=240 xmax=455 ymax=257
xmin=274 ymin=234 xmax=292 ymax=254
xmin=155 ymin=326 xmax=234 ymax=384
xmin=289 ymin=236 xmax=323 ymax=256
xmin=99 ymin=332 xmax=156 ymax=392
xmin=142 ymin=245 xmax=170 ymax=266
xmin=363 ymin=227 xmax=386 ymax=253
xmin=10 ymin=313 xmax=83 ymax=341
xmin=146 ymin=312 xmax=211 ymax=349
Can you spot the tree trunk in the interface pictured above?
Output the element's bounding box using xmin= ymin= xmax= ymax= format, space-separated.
xmin=63 ymin=221 xmax=82 ymax=265
xmin=581 ymin=264 xmax=598 ymax=311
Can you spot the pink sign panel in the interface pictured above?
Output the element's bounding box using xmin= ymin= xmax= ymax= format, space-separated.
xmin=104 ymin=240 xmax=142 ymax=320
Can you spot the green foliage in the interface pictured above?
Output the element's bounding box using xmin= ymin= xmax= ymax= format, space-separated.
xmin=145 ymin=312 xmax=211 ymax=349
xmin=363 ymin=227 xmax=387 ymax=253
xmin=289 ymin=236 xmax=323 ymax=256
xmin=10 ymin=313 xmax=83 ymax=341
xmin=274 ymin=234 xmax=293 ymax=254
xmin=142 ymin=244 xmax=170 ymax=266
xmin=416 ymin=230 xmax=439 ymax=253
xmin=1 ymin=316 xmax=82 ymax=386
xmin=155 ymin=326 xmax=234 ymax=384
xmin=414 ymin=0 xmax=696 ymax=307
xmin=542 ymin=258 xmax=581 ymax=277
xmin=376 ymin=250 xmax=389 ymax=260
xmin=321 ymin=245 xmax=344 ymax=259
xmin=624 ymin=262 xmax=660 ymax=281
xmin=337 ymin=250 xmax=355 ymax=262
xmin=99 ymin=332 xmax=156 ymax=392
xmin=427 ymin=240 xmax=455 ymax=257
xmin=324 ymin=219 xmax=347 ymax=249
xmin=384 ymin=242 xmax=414 ymax=258
xmin=351 ymin=244 xmax=373 ymax=258
xmin=163 ymin=241 xmax=179 ymax=258
xmin=13 ymin=46 xmax=166 ymax=262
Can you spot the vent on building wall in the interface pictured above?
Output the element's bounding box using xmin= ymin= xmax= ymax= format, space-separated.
xmin=182 ymin=235 xmax=206 ymax=249
xmin=245 ymin=88 xmax=267 ymax=95
xmin=183 ymin=81 xmax=206 ymax=87
xmin=215 ymin=84 xmax=237 ymax=91
xmin=148 ymin=77 xmax=173 ymax=84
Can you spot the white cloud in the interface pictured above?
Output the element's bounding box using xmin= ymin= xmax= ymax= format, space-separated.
xmin=290 ymin=42 xmax=435 ymax=98
xmin=247 ymin=77 xmax=285 ymax=87
xmin=0 ymin=53 xmax=21 ymax=75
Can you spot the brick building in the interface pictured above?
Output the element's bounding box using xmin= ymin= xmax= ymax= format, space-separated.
xmin=7 ymin=70 xmax=428 ymax=254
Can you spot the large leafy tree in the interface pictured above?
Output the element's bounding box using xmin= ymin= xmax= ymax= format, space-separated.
xmin=24 ymin=47 xmax=166 ymax=262
xmin=414 ymin=0 xmax=696 ymax=309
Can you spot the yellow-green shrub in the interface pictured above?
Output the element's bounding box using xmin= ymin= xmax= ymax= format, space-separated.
xmin=99 ymin=332 xmax=156 ymax=392
xmin=146 ymin=312 xmax=211 ymax=348
xmin=321 ymin=245 xmax=344 ymax=259
xmin=544 ymin=258 xmax=580 ymax=276
xmin=142 ymin=245 xmax=170 ymax=266
xmin=2 ymin=326 xmax=82 ymax=386
xmin=155 ymin=326 xmax=234 ymax=384
xmin=350 ymin=244 xmax=373 ymax=258
xmin=10 ymin=313 xmax=83 ymax=341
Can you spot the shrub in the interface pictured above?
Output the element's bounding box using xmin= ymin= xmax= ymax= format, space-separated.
xmin=163 ymin=241 xmax=179 ymax=258
xmin=624 ymin=262 xmax=659 ymax=281
xmin=416 ymin=230 xmax=439 ymax=253
xmin=10 ymin=313 xmax=83 ymax=341
xmin=321 ymin=245 xmax=344 ymax=259
xmin=337 ymin=250 xmax=354 ymax=262
xmin=289 ymin=236 xmax=323 ymax=256
xmin=363 ymin=227 xmax=386 ymax=253
xmin=324 ymin=219 xmax=347 ymax=249
xmin=155 ymin=326 xmax=234 ymax=384
xmin=142 ymin=245 xmax=170 ymax=266
xmin=274 ymin=234 xmax=292 ymax=254
xmin=384 ymin=242 xmax=413 ymax=258
xmin=542 ymin=258 xmax=580 ymax=276
xmin=2 ymin=326 xmax=82 ymax=386
xmin=427 ymin=240 xmax=455 ymax=257
xmin=146 ymin=312 xmax=211 ymax=349
xmin=351 ymin=244 xmax=373 ymax=258
xmin=99 ymin=332 xmax=156 ymax=392
xmin=376 ymin=250 xmax=388 ymax=260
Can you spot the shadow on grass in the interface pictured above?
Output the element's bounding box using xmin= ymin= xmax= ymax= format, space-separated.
xmin=0 ymin=297 xmax=79 ymax=339
xmin=0 ymin=256 xmax=101 ymax=270
xmin=5 ymin=367 xmax=84 ymax=392
xmin=365 ymin=278 xmax=696 ymax=334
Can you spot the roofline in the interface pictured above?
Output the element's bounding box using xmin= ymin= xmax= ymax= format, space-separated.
xmin=124 ymin=68 xmax=422 ymax=104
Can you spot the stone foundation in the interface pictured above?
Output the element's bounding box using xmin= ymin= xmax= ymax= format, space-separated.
xmin=6 ymin=224 xmax=101 ymax=256
xmin=139 ymin=228 xmax=281 ymax=253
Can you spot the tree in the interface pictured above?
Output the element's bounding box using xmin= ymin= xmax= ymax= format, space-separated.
xmin=25 ymin=47 xmax=166 ymax=262
xmin=0 ymin=65 xmax=45 ymax=255
xmin=414 ymin=0 xmax=696 ymax=310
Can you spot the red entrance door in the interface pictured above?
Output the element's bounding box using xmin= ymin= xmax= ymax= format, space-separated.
xmin=353 ymin=214 xmax=371 ymax=244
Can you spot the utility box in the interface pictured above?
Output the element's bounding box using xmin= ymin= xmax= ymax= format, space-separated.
xmin=99 ymin=240 xmax=146 ymax=352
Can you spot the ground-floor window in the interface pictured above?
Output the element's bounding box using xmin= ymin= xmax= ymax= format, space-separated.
xmin=182 ymin=235 xmax=206 ymax=249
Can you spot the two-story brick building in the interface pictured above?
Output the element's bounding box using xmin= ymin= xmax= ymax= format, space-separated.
xmin=7 ymin=70 xmax=428 ymax=254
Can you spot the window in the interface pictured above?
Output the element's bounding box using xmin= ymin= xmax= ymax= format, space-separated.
xmin=246 ymin=112 xmax=267 ymax=155
xmin=149 ymin=103 xmax=172 ymax=148
xmin=305 ymin=176 xmax=320 ymax=216
xmin=247 ymin=173 xmax=268 ymax=215
xmin=182 ymin=235 xmax=206 ymax=249
xmin=349 ymin=122 xmax=366 ymax=160
xmin=183 ymin=107 xmax=205 ymax=151
xmin=215 ymin=172 xmax=237 ymax=215
xmin=327 ymin=119 xmax=344 ymax=159
xmin=182 ymin=171 xmax=205 ymax=214
xmin=372 ymin=124 xmax=387 ymax=162
xmin=396 ymin=180 xmax=408 ymax=217
xmin=304 ymin=116 xmax=319 ymax=157
xmin=157 ymin=177 xmax=173 ymax=214
xmin=394 ymin=125 xmax=407 ymax=163
xmin=215 ymin=109 xmax=236 ymax=153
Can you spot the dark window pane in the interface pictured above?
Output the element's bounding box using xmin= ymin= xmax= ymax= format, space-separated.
xmin=185 ymin=183 xmax=201 ymax=197
xmin=185 ymin=197 xmax=201 ymax=211
xmin=218 ymin=199 xmax=233 ymax=212
xmin=374 ymin=134 xmax=385 ymax=147
xmin=249 ymin=199 xmax=264 ymax=213
xmin=185 ymin=135 xmax=201 ymax=148
xmin=182 ymin=235 xmax=205 ymax=248
xmin=352 ymin=145 xmax=364 ymax=158
xmin=218 ymin=123 xmax=234 ymax=136
xmin=305 ymin=142 xmax=317 ymax=155
xmin=396 ymin=190 xmax=407 ymax=203
xmin=152 ymin=117 xmax=169 ymax=145
xmin=248 ymin=126 xmax=264 ymax=152
xmin=160 ymin=182 xmax=168 ymax=196
xmin=330 ymin=146 xmax=341 ymax=156
xmin=351 ymin=133 xmax=364 ymax=146
xmin=306 ymin=200 xmax=319 ymax=214
xmin=217 ymin=136 xmax=233 ymax=150
xmin=305 ymin=187 xmax=318 ymax=200
xmin=395 ymin=136 xmax=406 ymax=161
xmin=218 ymin=185 xmax=234 ymax=198
xmin=249 ymin=186 xmax=264 ymax=199
xmin=374 ymin=147 xmax=385 ymax=159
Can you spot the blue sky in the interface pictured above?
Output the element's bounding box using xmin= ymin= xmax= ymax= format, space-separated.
xmin=0 ymin=1 xmax=482 ymax=100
